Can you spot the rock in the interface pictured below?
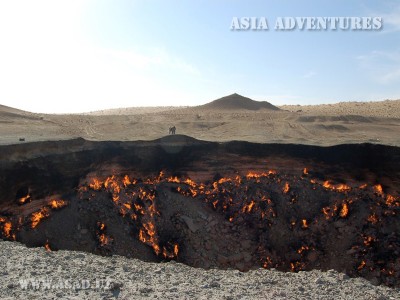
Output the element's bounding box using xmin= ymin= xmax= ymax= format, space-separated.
xmin=180 ymin=215 xmax=201 ymax=233
xmin=307 ymin=251 xmax=319 ymax=262
xmin=229 ymin=253 xmax=243 ymax=262
xmin=243 ymin=252 xmax=252 ymax=263
xmin=240 ymin=240 xmax=252 ymax=249
xmin=314 ymin=278 xmax=324 ymax=284
xmin=370 ymin=277 xmax=380 ymax=286
xmin=217 ymin=255 xmax=229 ymax=265
xmin=139 ymin=287 xmax=153 ymax=294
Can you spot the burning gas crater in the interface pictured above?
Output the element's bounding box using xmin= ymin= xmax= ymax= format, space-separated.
xmin=1 ymin=167 xmax=399 ymax=287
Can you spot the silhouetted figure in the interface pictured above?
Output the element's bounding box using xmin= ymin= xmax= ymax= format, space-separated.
xmin=169 ymin=126 xmax=176 ymax=135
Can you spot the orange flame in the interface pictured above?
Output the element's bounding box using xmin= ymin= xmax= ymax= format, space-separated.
xmin=123 ymin=175 xmax=131 ymax=187
xmin=367 ymin=214 xmax=378 ymax=224
xmin=44 ymin=241 xmax=51 ymax=252
xmin=89 ymin=178 xmax=103 ymax=190
xmin=373 ymin=184 xmax=384 ymax=196
xmin=323 ymin=181 xmax=351 ymax=192
xmin=358 ymin=260 xmax=366 ymax=271
xmin=283 ymin=182 xmax=290 ymax=194
xmin=242 ymin=201 xmax=255 ymax=213
xmin=339 ymin=203 xmax=349 ymax=218
xmin=49 ymin=199 xmax=66 ymax=209
xmin=2 ymin=221 xmax=12 ymax=238
xmin=301 ymin=219 xmax=309 ymax=229
xmin=31 ymin=208 xmax=50 ymax=228
xmin=17 ymin=194 xmax=31 ymax=205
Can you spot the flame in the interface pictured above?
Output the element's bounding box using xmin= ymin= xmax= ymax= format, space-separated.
xmin=359 ymin=183 xmax=367 ymax=189
xmin=242 ymin=201 xmax=255 ymax=213
xmin=98 ymin=222 xmax=106 ymax=231
xmin=322 ymin=204 xmax=338 ymax=220
xmin=89 ymin=178 xmax=103 ymax=190
xmin=283 ymin=182 xmax=290 ymax=194
xmin=358 ymin=260 xmax=366 ymax=271
xmin=98 ymin=233 xmax=111 ymax=246
xmin=323 ymin=181 xmax=351 ymax=192
xmin=44 ymin=241 xmax=51 ymax=252
xmin=17 ymin=194 xmax=31 ymax=205
xmin=139 ymin=222 xmax=161 ymax=255
xmin=123 ymin=175 xmax=131 ymax=187
xmin=386 ymin=194 xmax=399 ymax=207
xmin=363 ymin=236 xmax=375 ymax=246
xmin=2 ymin=221 xmax=12 ymax=238
xmin=49 ymin=199 xmax=66 ymax=209
xmin=297 ymin=245 xmax=310 ymax=254
xmin=262 ymin=256 xmax=273 ymax=268
xmin=167 ymin=176 xmax=180 ymax=183
xmin=373 ymin=184 xmax=384 ymax=196
xmin=303 ymin=168 xmax=309 ymax=175
xmin=339 ymin=203 xmax=349 ymax=218
xmin=367 ymin=214 xmax=378 ymax=224
xmin=31 ymin=208 xmax=50 ymax=228
xmin=301 ymin=219 xmax=308 ymax=229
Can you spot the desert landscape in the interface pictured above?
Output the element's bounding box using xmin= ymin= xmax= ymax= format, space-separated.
xmin=1 ymin=94 xmax=399 ymax=146
xmin=1 ymin=94 xmax=400 ymax=299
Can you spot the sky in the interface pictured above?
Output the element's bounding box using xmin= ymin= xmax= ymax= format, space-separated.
xmin=0 ymin=0 xmax=399 ymax=113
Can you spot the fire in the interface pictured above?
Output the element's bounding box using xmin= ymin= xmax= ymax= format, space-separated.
xmin=358 ymin=260 xmax=366 ymax=271
xmin=297 ymin=245 xmax=310 ymax=254
xmin=373 ymin=184 xmax=384 ymax=196
xmin=386 ymin=194 xmax=399 ymax=207
xmin=49 ymin=199 xmax=66 ymax=209
xmin=97 ymin=222 xmax=112 ymax=246
xmin=31 ymin=208 xmax=50 ymax=228
xmin=44 ymin=241 xmax=51 ymax=252
xmin=323 ymin=181 xmax=351 ymax=192
xmin=262 ymin=256 xmax=273 ymax=268
xmin=283 ymin=182 xmax=290 ymax=194
xmin=17 ymin=194 xmax=31 ymax=205
xmin=301 ymin=219 xmax=308 ymax=229
xmin=364 ymin=236 xmax=375 ymax=246
xmin=2 ymin=221 xmax=12 ymax=238
xmin=242 ymin=201 xmax=255 ymax=213
xmin=290 ymin=261 xmax=304 ymax=272
xmin=98 ymin=234 xmax=111 ymax=246
xmin=367 ymin=214 xmax=378 ymax=224
xmin=322 ymin=204 xmax=338 ymax=220
xmin=98 ymin=222 xmax=105 ymax=231
xmin=139 ymin=222 xmax=161 ymax=255
xmin=359 ymin=183 xmax=367 ymax=189
xmin=339 ymin=203 xmax=349 ymax=218
xmin=89 ymin=178 xmax=103 ymax=190
xmin=303 ymin=168 xmax=308 ymax=175
xmin=167 ymin=176 xmax=180 ymax=183
xmin=123 ymin=175 xmax=131 ymax=187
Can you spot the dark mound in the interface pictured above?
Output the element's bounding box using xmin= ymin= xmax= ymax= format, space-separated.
xmin=199 ymin=93 xmax=280 ymax=111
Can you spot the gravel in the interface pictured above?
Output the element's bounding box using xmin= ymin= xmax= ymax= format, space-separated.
xmin=1 ymin=241 xmax=399 ymax=300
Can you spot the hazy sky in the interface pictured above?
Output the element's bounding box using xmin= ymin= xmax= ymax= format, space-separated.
xmin=0 ymin=0 xmax=399 ymax=113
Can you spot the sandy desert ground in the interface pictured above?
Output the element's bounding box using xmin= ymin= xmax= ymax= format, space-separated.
xmin=0 ymin=94 xmax=399 ymax=146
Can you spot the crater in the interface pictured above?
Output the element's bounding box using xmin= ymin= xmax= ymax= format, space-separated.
xmin=0 ymin=136 xmax=399 ymax=287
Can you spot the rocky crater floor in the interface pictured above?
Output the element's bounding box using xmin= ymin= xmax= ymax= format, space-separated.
xmin=1 ymin=241 xmax=400 ymax=300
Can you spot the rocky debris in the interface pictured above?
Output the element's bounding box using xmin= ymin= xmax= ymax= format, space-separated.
xmin=1 ymin=241 xmax=399 ymax=300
